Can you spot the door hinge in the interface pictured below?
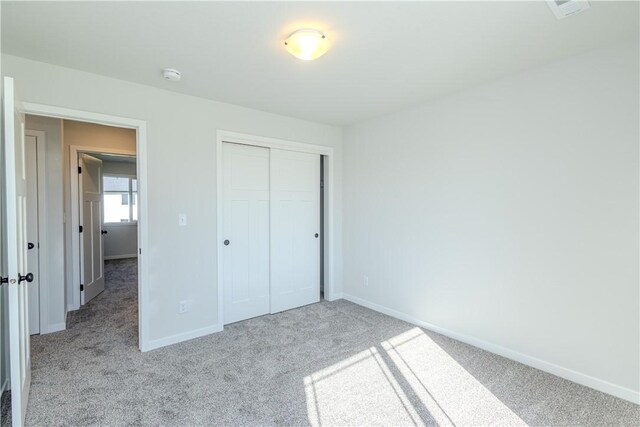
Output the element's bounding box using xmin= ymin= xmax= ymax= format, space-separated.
xmin=139 ymin=248 xmax=141 ymax=255
xmin=80 ymin=284 xmax=84 ymax=291
xmin=79 ymin=225 xmax=83 ymax=233
xmin=78 ymin=166 xmax=82 ymax=174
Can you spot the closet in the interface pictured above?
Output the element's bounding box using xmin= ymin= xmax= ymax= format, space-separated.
xmin=222 ymin=142 xmax=321 ymax=324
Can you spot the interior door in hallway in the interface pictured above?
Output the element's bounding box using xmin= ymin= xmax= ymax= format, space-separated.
xmin=270 ymin=149 xmax=321 ymax=313
xmin=25 ymin=134 xmax=40 ymax=334
xmin=222 ymin=143 xmax=270 ymax=324
xmin=79 ymin=153 xmax=104 ymax=304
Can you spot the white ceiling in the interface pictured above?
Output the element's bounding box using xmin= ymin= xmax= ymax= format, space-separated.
xmin=2 ymin=1 xmax=638 ymax=126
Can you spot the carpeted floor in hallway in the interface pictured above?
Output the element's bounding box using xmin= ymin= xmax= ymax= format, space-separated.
xmin=6 ymin=258 xmax=639 ymax=425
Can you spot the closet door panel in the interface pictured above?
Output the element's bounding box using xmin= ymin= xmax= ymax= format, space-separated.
xmin=270 ymin=149 xmax=321 ymax=313
xmin=222 ymin=143 xmax=270 ymax=324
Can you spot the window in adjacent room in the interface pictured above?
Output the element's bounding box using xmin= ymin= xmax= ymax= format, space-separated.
xmin=103 ymin=175 xmax=137 ymax=223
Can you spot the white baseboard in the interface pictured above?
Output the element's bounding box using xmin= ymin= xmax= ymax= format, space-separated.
xmin=342 ymin=293 xmax=640 ymax=405
xmin=141 ymin=323 xmax=223 ymax=352
xmin=42 ymin=322 xmax=66 ymax=334
xmin=325 ymin=292 xmax=343 ymax=301
xmin=104 ymin=254 xmax=138 ymax=260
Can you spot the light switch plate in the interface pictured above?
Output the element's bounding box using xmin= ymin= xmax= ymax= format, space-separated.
xmin=178 ymin=214 xmax=187 ymax=226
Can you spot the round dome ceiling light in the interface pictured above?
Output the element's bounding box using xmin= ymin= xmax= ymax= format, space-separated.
xmin=162 ymin=68 xmax=181 ymax=81
xmin=284 ymin=29 xmax=328 ymax=61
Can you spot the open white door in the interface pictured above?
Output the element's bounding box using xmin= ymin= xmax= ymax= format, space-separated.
xmin=3 ymin=76 xmax=32 ymax=426
xmin=270 ymin=149 xmax=321 ymax=313
xmin=79 ymin=153 xmax=104 ymax=304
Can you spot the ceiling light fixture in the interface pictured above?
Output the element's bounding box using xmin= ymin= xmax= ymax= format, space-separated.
xmin=284 ymin=29 xmax=328 ymax=61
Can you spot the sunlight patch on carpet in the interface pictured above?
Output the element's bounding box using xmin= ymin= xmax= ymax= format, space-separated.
xmin=304 ymin=327 xmax=526 ymax=426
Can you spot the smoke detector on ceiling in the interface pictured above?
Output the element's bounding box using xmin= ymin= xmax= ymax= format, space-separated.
xmin=547 ymin=0 xmax=590 ymax=19
xmin=162 ymin=68 xmax=181 ymax=81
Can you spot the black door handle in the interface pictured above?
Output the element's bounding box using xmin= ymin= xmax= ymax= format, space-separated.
xmin=18 ymin=273 xmax=34 ymax=284
xmin=315 ymin=233 xmax=319 ymax=238
xmin=28 ymin=242 xmax=35 ymax=250
xmin=101 ymin=230 xmax=108 ymax=235
xmin=224 ymin=240 xmax=230 ymax=246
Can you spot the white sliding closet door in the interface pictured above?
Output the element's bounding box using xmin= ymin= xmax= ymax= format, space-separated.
xmin=222 ymin=143 xmax=270 ymax=324
xmin=270 ymin=149 xmax=321 ymax=313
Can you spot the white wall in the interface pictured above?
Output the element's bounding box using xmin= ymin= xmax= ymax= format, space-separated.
xmin=102 ymin=159 xmax=136 ymax=176
xmin=1 ymin=54 xmax=343 ymax=349
xmin=343 ymin=40 xmax=639 ymax=402
xmin=24 ymin=115 xmax=66 ymax=332
xmin=103 ymin=224 xmax=137 ymax=260
xmin=102 ymin=160 xmax=138 ymax=259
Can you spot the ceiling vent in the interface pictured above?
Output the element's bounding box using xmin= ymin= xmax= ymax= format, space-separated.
xmin=547 ymin=0 xmax=590 ymax=19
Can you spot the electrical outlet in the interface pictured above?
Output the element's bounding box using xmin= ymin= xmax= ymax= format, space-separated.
xmin=363 ymin=275 xmax=369 ymax=287
xmin=179 ymin=300 xmax=188 ymax=313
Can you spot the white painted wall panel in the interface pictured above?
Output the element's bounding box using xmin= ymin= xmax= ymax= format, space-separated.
xmin=103 ymin=224 xmax=137 ymax=259
xmin=343 ymin=41 xmax=639 ymax=399
xmin=102 ymin=160 xmax=136 ymax=176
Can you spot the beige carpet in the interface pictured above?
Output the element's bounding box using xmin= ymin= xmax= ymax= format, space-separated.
xmin=4 ymin=258 xmax=638 ymax=425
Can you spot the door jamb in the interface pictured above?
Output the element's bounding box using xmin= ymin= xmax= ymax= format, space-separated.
xmin=215 ymin=130 xmax=336 ymax=330
xmin=24 ymin=130 xmax=51 ymax=334
xmin=22 ymin=102 xmax=149 ymax=352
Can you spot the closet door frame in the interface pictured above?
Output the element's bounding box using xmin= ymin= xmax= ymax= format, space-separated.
xmin=215 ymin=130 xmax=336 ymax=329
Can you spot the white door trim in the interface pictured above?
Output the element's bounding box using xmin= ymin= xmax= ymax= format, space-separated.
xmin=24 ymin=130 xmax=52 ymax=334
xmin=216 ymin=130 xmax=336 ymax=330
xmin=22 ymin=102 xmax=150 ymax=352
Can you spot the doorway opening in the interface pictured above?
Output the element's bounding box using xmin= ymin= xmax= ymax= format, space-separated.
xmin=4 ymin=80 xmax=150 ymax=426
xmin=72 ymin=150 xmax=138 ymax=318
xmin=22 ymin=105 xmax=148 ymax=351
